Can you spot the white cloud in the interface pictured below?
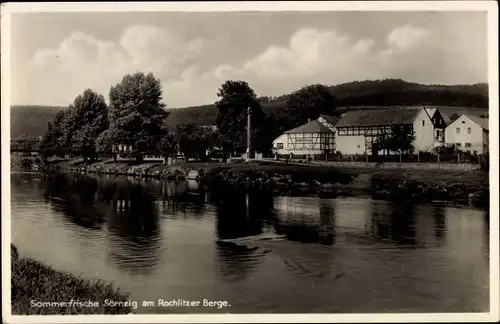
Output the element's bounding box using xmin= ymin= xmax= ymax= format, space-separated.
xmin=15 ymin=23 xmax=486 ymax=108
xmin=385 ymin=25 xmax=433 ymax=53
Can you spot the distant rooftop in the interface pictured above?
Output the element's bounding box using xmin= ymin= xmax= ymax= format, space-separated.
xmin=319 ymin=114 xmax=341 ymax=126
xmin=284 ymin=120 xmax=334 ymax=134
xmin=464 ymin=114 xmax=489 ymax=130
xmin=335 ymin=107 xmax=422 ymax=128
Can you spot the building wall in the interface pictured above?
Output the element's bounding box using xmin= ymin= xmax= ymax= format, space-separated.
xmin=272 ymin=132 xmax=334 ymax=156
xmin=336 ymin=135 xmax=366 ymax=155
xmin=287 ymin=132 xmax=323 ymax=155
xmin=483 ymin=130 xmax=489 ymax=154
xmin=272 ymin=134 xmax=290 ymax=155
xmin=444 ymin=115 xmax=486 ymax=154
xmin=412 ymin=109 xmax=435 ymax=153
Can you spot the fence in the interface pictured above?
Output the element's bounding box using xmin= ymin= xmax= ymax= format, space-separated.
xmin=276 ymin=152 xmax=486 ymax=165
xmin=326 ymin=152 xmax=486 ymax=165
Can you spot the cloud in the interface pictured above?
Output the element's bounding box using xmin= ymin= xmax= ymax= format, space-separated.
xmin=386 ymin=25 xmax=433 ymax=53
xmin=16 ymin=23 xmax=487 ymax=108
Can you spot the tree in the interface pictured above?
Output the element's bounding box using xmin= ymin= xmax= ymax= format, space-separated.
xmin=40 ymin=110 xmax=72 ymax=158
xmin=253 ymin=112 xmax=279 ymax=156
xmin=95 ymin=129 xmax=116 ymax=161
xmin=68 ymin=89 xmax=109 ymax=162
xmin=108 ymin=72 xmax=169 ymax=160
xmin=388 ymin=125 xmax=415 ymax=155
xmin=279 ymin=84 xmax=337 ymax=131
xmin=215 ymin=80 xmax=265 ymax=157
xmin=371 ymin=131 xmax=391 ymax=157
xmin=156 ymin=133 xmax=178 ymax=163
xmin=374 ymin=125 xmax=415 ymax=157
xmin=175 ymin=124 xmax=211 ymax=161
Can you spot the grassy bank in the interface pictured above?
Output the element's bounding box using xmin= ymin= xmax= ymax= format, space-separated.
xmin=43 ymin=158 xmax=359 ymax=183
xmin=40 ymin=158 xmax=489 ymax=207
xmin=11 ymin=244 xmax=132 ymax=315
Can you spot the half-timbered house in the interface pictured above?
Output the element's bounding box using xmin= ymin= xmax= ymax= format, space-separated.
xmin=272 ymin=115 xmax=340 ymax=159
xmin=334 ymin=107 xmax=435 ymax=155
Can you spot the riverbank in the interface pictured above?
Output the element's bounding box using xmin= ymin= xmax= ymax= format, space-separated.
xmin=11 ymin=244 xmax=132 ymax=315
xmin=33 ymin=158 xmax=489 ymax=207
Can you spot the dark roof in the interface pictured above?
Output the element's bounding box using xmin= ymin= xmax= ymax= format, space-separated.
xmin=284 ymin=120 xmax=334 ymax=134
xmin=439 ymin=112 xmax=452 ymax=125
xmin=335 ymin=107 xmax=422 ymax=128
xmin=319 ymin=114 xmax=341 ymax=126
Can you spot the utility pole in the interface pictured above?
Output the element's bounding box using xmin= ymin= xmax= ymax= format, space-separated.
xmin=246 ymin=105 xmax=251 ymax=163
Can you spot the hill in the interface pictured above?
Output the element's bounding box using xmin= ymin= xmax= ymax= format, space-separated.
xmin=10 ymin=105 xmax=67 ymax=139
xmin=165 ymin=79 xmax=488 ymax=127
xmin=10 ymin=79 xmax=488 ymax=139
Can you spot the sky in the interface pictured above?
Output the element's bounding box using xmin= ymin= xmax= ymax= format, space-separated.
xmin=9 ymin=10 xmax=489 ymax=108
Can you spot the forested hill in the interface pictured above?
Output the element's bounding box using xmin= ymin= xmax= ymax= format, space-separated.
xmin=10 ymin=79 xmax=488 ymax=139
xmin=10 ymin=105 xmax=68 ymax=139
xmin=165 ymin=79 xmax=488 ymax=126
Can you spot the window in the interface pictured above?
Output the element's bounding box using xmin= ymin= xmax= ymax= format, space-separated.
xmin=467 ymin=127 xmax=471 ymax=134
xmin=422 ymin=120 xmax=425 ymax=126
xmin=276 ymin=143 xmax=284 ymax=149
xmin=456 ymin=127 xmax=460 ymax=134
xmin=465 ymin=143 xmax=471 ymax=148
xmin=456 ymin=143 xmax=462 ymax=148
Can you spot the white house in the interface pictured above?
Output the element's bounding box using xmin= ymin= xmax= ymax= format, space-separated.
xmin=334 ymin=107 xmax=435 ymax=155
xmin=444 ymin=114 xmax=489 ymax=154
xmin=272 ymin=115 xmax=340 ymax=158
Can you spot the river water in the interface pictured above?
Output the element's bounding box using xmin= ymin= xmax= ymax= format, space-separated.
xmin=10 ymin=172 xmax=489 ymax=313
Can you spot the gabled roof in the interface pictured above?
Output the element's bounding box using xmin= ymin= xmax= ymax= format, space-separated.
xmin=426 ymin=108 xmax=451 ymax=126
xmin=319 ymin=114 xmax=341 ymax=126
xmin=439 ymin=112 xmax=452 ymax=125
xmin=464 ymin=114 xmax=489 ymax=130
xmin=425 ymin=108 xmax=437 ymax=117
xmin=335 ymin=107 xmax=422 ymax=128
xmin=284 ymin=120 xmax=334 ymax=134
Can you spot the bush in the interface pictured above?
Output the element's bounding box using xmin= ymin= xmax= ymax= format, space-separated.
xmin=20 ymin=159 xmax=33 ymax=168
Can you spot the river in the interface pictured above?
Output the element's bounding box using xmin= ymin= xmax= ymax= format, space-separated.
xmin=10 ymin=171 xmax=489 ymax=313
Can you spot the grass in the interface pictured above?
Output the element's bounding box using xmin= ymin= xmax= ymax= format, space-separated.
xmin=44 ymin=157 xmax=488 ymax=186
xmin=204 ymin=161 xmax=357 ymax=184
xmin=368 ymin=168 xmax=488 ymax=187
xmin=11 ymin=244 xmax=132 ymax=315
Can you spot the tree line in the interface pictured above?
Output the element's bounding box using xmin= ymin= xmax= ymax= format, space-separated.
xmin=38 ymin=72 xmax=342 ymax=163
xmin=164 ymin=79 xmax=488 ymax=127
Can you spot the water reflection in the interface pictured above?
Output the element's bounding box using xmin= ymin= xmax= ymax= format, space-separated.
xmin=432 ymin=204 xmax=447 ymax=244
xmin=214 ymin=190 xmax=273 ymax=240
xmin=41 ymin=173 xmax=162 ymax=275
xmin=11 ymin=172 xmax=490 ymax=313
xmin=153 ymin=180 xmax=208 ymax=218
xmin=213 ymin=191 xmax=274 ymax=282
xmin=319 ymin=200 xmax=336 ymax=245
xmin=273 ymin=197 xmax=336 ymax=245
xmin=42 ymin=173 xmax=105 ymax=230
xmin=370 ymin=201 xmax=418 ymax=247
